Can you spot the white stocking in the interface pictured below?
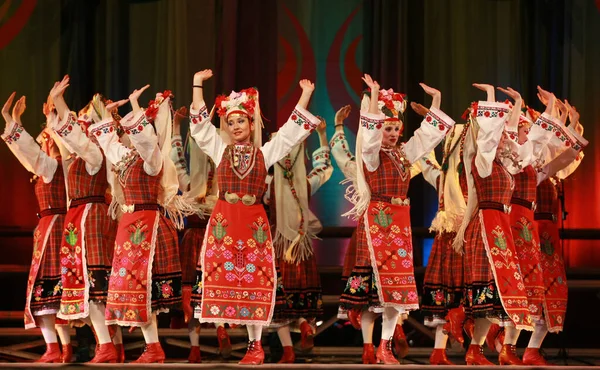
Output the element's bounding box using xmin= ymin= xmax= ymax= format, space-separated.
xmin=140 ymin=314 xmax=159 ymax=344
xmin=188 ymin=319 xmax=200 ymax=346
xmin=504 ymin=325 xmax=521 ymax=345
xmin=361 ymin=311 xmax=376 ymax=344
xmin=277 ymin=325 xmax=293 ymax=347
xmin=112 ymin=326 xmax=123 ymax=345
xmin=39 ymin=315 xmax=58 ymax=344
xmin=381 ymin=307 xmax=399 ymax=339
xmin=252 ymin=325 xmax=263 ymax=341
xmin=473 ymin=318 xmax=492 ymax=346
xmin=89 ymin=301 xmax=111 ymax=344
xmin=434 ymin=324 xmax=449 ymax=349
xmin=55 ymin=324 xmax=71 ymax=345
xmin=528 ymin=322 xmax=548 ymax=348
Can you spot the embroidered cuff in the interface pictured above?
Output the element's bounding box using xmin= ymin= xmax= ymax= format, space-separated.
xmin=475 ymin=101 xmax=510 ymax=119
xmin=120 ymin=110 xmax=149 ymax=135
xmin=566 ymin=125 xmax=588 ymax=151
xmin=89 ymin=118 xmax=116 ymax=138
xmin=360 ymin=112 xmax=386 ymax=130
xmin=291 ymin=105 xmax=320 ymax=131
xmin=312 ymin=145 xmax=330 ymax=163
xmin=55 ymin=112 xmax=77 ymax=138
xmin=1 ymin=120 xmax=23 ymax=144
xmin=189 ymin=103 xmax=210 ymax=124
xmin=426 ymin=107 xmax=455 ymax=133
xmin=535 ymin=112 xmax=559 ymax=133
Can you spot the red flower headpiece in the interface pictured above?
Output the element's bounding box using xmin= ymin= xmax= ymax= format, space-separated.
xmin=216 ymin=87 xmax=259 ymax=119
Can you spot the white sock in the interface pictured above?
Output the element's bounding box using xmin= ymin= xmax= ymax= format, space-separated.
xmin=55 ymin=324 xmax=71 ymax=345
xmin=217 ymin=323 xmax=225 ymax=328
xmin=188 ymin=319 xmax=200 ymax=346
xmin=247 ymin=325 xmax=255 ymax=341
xmin=434 ymin=324 xmax=449 ymax=349
xmin=381 ymin=307 xmax=400 ymax=339
xmin=252 ymin=325 xmax=263 ymax=341
xmin=277 ymin=325 xmax=293 ymax=347
xmin=89 ymin=301 xmax=112 ymax=344
xmin=528 ymin=323 xmax=548 ymax=348
xmin=504 ymin=325 xmax=521 ymax=345
xmin=473 ymin=318 xmax=492 ymax=346
xmin=39 ymin=315 xmax=58 ymax=344
xmin=361 ymin=311 xmax=376 ymax=344
xmin=140 ymin=314 xmax=159 ymax=344
xmin=112 ymin=326 xmax=123 ymax=345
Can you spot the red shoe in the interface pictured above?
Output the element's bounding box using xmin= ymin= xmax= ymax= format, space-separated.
xmin=115 ymin=343 xmax=125 ymax=363
xmin=188 ymin=345 xmax=201 ymax=363
xmin=60 ymin=344 xmax=73 ymax=363
xmin=465 ymin=344 xmax=494 ymax=365
xmin=499 ymin=344 xmax=524 ymax=365
xmin=430 ymin=348 xmax=454 ymax=365
xmin=88 ymin=342 xmax=118 ymax=363
xmin=522 ymin=347 xmax=550 ymax=366
xmin=463 ymin=319 xmax=475 ymax=340
xmin=443 ymin=307 xmax=466 ymax=344
xmin=217 ymin=326 xmax=232 ymax=358
xmin=36 ymin=342 xmax=61 ymax=363
xmin=348 ymin=309 xmax=362 ymax=330
xmin=278 ymin=346 xmax=295 ymax=364
xmin=393 ymin=323 xmax=409 ymax=358
xmin=486 ymin=324 xmax=502 ymax=352
xmin=376 ymin=338 xmax=400 ymax=364
xmin=495 ymin=329 xmax=505 ymax=353
xmin=132 ymin=342 xmax=165 ymax=363
xmin=239 ymin=340 xmax=264 ymax=365
xmin=300 ymin=321 xmax=315 ymax=351
xmin=182 ymin=286 xmax=193 ymax=323
xmin=362 ymin=343 xmax=377 ymax=364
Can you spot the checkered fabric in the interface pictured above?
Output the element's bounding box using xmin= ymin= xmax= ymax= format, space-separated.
xmin=364 ymin=148 xmax=411 ymax=199
xmin=180 ymin=224 xmax=205 ymax=285
xmin=535 ymin=178 xmax=558 ymax=216
xmin=342 ymin=229 xmax=357 ymax=280
xmin=67 ymin=157 xmax=108 ymax=199
xmin=218 ymin=145 xmax=267 ymax=198
xmin=150 ymin=213 xmax=182 ymax=311
xmin=511 ymin=165 xmax=537 ymax=203
xmin=422 ymin=232 xmax=465 ymax=319
xmin=273 ymin=255 xmax=323 ymax=321
xmin=120 ymin=156 xmax=162 ymax=204
xmin=34 ymin=158 xmax=67 ymax=211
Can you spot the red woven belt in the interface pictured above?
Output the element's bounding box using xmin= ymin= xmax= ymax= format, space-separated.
xmin=479 ymin=201 xmax=511 ymax=214
xmin=70 ymin=196 xmax=106 ymax=208
xmin=511 ymin=197 xmax=537 ymax=211
xmin=37 ymin=208 xmax=67 ymax=219
xmin=534 ymin=212 xmax=557 ymax=222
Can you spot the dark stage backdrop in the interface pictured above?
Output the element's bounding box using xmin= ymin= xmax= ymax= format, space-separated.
xmin=1 ymin=0 xmax=599 ymax=268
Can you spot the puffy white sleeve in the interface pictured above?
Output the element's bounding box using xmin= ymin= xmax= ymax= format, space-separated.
xmin=170 ymin=134 xmax=190 ymax=192
xmin=261 ymin=105 xmax=320 ymax=169
xmin=88 ymin=119 xmax=132 ymax=166
xmin=529 ymin=113 xmax=561 ymax=163
xmin=415 ymin=150 xmax=441 ymax=189
xmin=1 ymin=120 xmax=57 ymax=183
xmin=189 ymin=102 xmax=227 ymax=167
xmin=52 ymin=112 xmax=103 ymax=175
xmin=359 ymin=111 xmax=385 ymax=172
xmin=401 ymin=107 xmax=455 ymax=165
xmin=307 ymin=145 xmax=333 ymax=196
xmin=120 ymin=110 xmax=162 ymax=176
xmin=329 ymin=129 xmax=356 ymax=180
xmin=537 ymin=125 xmax=588 ymax=183
xmin=473 ymin=101 xmax=511 ymax=178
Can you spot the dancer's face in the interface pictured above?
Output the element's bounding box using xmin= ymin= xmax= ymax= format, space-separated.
xmin=227 ymin=114 xmax=253 ymax=144
xmin=518 ymin=124 xmax=530 ymax=145
xmin=382 ymin=122 xmax=402 ymax=147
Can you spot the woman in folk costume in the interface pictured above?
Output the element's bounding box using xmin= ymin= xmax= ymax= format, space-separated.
xmin=170 ymin=107 xmax=232 ymax=362
xmin=268 ymin=119 xmax=333 ymax=363
xmin=339 ymin=74 xmax=455 ymax=365
xmin=451 ymin=84 xmax=537 ymax=365
xmin=47 ymin=76 xmax=124 ymax=363
xmin=89 ymin=84 xmax=186 ymax=363
xmin=332 ymin=104 xmax=428 ymax=361
xmin=188 ymin=69 xmax=320 ymax=365
xmin=1 ymin=93 xmax=73 ymax=363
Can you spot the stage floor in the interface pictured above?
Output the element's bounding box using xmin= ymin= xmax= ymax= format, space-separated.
xmin=0 ymin=364 xmax=599 ymax=369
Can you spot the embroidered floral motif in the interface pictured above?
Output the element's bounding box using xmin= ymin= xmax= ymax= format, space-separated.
xmin=360 ymin=115 xmax=383 ymax=130
xmin=2 ymin=123 xmax=24 ymax=144
xmin=291 ymin=109 xmax=317 ymax=131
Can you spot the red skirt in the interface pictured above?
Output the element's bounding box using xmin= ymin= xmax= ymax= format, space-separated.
xmin=25 ymin=213 xmax=65 ymax=329
xmin=273 ymin=255 xmax=323 ymax=321
xmin=421 ymin=232 xmax=465 ymax=325
xmin=196 ymin=199 xmax=277 ymax=326
xmin=340 ymin=201 xmax=418 ymax=313
xmin=342 ymin=229 xmax=357 ymax=280
xmin=510 ymin=205 xmax=545 ymax=323
xmin=180 ymin=215 xmax=207 ymax=285
xmin=537 ymin=218 xmax=567 ymax=332
xmin=58 ymin=202 xmax=116 ymax=320
xmin=105 ymin=210 xmax=181 ymax=326
xmin=463 ymin=209 xmax=532 ymax=330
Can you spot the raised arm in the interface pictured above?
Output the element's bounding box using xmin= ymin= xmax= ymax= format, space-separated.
xmin=1 ymin=93 xmax=57 ymax=182
xmin=261 ymin=79 xmax=320 ymax=169
xmin=329 ymin=105 xmax=356 ymax=180
xmin=189 ymin=69 xmax=227 ymax=166
xmin=307 ymin=118 xmax=333 ymax=195
xmin=171 ymin=106 xmax=190 ymax=192
xmin=360 ymin=74 xmax=384 ymax=172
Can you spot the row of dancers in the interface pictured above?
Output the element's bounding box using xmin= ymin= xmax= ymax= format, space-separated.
xmin=0 ymin=70 xmax=587 ymax=364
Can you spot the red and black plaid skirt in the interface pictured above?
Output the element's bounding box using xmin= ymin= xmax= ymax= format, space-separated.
xmin=180 ymin=215 xmax=207 ymax=286
xmin=463 ymin=212 xmax=508 ymax=322
xmin=30 ymin=214 xmax=65 ymax=315
xmin=422 ymin=232 xmax=465 ymax=321
xmin=84 ymin=203 xmax=117 ymax=302
xmin=342 ymin=229 xmax=357 ymax=281
xmin=150 ymin=214 xmax=182 ymax=312
xmin=273 ymin=254 xmax=323 ymax=321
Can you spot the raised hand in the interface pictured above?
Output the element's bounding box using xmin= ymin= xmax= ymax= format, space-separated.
xmin=193 ymin=69 xmax=213 ymax=85
xmin=497 ymin=87 xmax=522 ymax=102
xmin=2 ymin=92 xmax=16 ymax=123
xmin=129 ymin=84 xmax=150 ymax=114
xmin=11 ymin=96 xmax=26 ymax=125
xmin=420 ymin=83 xmax=441 ymax=109
xmin=410 ymin=101 xmax=429 ymax=117
xmin=334 ymin=105 xmax=351 ymax=125
xmin=473 ymin=83 xmax=495 ymax=102
xmin=361 ymin=74 xmax=380 ymax=92
xmin=565 ymin=100 xmax=580 ymax=127
xmin=106 ymin=99 xmax=129 ymax=112
xmin=299 ymin=79 xmax=315 ymax=93
xmin=316 ymin=116 xmax=326 ymax=134
xmin=537 ymin=86 xmax=556 ymax=116
xmin=555 ymin=99 xmax=568 ymax=125
xmin=50 ymin=75 xmax=70 ymax=100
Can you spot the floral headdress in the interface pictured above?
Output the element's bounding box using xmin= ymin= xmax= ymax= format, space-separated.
xmin=361 ymin=88 xmax=407 ymax=124
xmin=215 ymin=87 xmax=264 ymax=147
xmin=145 ymin=90 xmax=174 ymax=122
